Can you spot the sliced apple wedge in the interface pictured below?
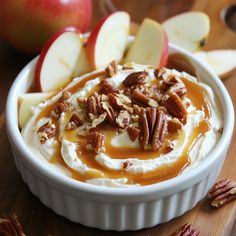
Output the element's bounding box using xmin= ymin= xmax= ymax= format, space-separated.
xmin=35 ymin=27 xmax=82 ymax=92
xmin=162 ymin=12 xmax=210 ymax=52
xmin=124 ymin=18 xmax=168 ymax=67
xmin=19 ymin=92 xmax=54 ymax=129
xmin=73 ymin=45 xmax=92 ymax=77
xmin=86 ymin=11 xmax=130 ymax=69
xmin=194 ymin=50 xmax=236 ymax=79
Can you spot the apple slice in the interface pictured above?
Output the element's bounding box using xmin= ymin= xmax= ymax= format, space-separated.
xmin=86 ymin=11 xmax=130 ymax=69
xmin=123 ymin=18 xmax=168 ymax=67
xmin=19 ymin=92 xmax=54 ymax=129
xmin=35 ymin=27 xmax=82 ymax=92
xmin=73 ymin=45 xmax=92 ymax=77
xmin=194 ymin=50 xmax=236 ymax=79
xmin=162 ymin=12 xmax=210 ymax=52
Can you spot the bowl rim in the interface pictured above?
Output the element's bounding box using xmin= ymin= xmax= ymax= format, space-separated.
xmin=6 ymin=43 xmax=235 ymax=198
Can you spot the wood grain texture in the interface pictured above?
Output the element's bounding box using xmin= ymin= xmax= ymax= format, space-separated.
xmin=0 ymin=0 xmax=236 ymax=235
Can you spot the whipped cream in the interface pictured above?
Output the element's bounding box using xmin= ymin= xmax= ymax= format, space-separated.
xmin=21 ymin=63 xmax=223 ymax=187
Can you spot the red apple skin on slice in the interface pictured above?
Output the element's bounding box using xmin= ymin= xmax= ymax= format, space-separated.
xmin=124 ymin=18 xmax=169 ymax=68
xmin=86 ymin=11 xmax=130 ymax=69
xmin=35 ymin=26 xmax=82 ymax=92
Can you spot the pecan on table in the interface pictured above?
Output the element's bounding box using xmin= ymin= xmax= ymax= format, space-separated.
xmin=208 ymin=179 xmax=236 ymax=208
xmin=170 ymin=223 xmax=200 ymax=236
xmin=123 ymin=71 xmax=148 ymax=87
xmin=87 ymin=131 xmax=105 ymax=153
xmin=0 ymin=214 xmax=25 ymax=236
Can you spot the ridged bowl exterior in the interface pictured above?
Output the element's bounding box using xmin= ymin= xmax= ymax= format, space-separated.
xmin=6 ymin=43 xmax=234 ymax=231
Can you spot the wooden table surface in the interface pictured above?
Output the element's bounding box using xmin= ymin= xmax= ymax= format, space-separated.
xmin=1 ymin=0 xmax=236 ymax=235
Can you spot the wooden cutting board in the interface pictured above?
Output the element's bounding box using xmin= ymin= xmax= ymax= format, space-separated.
xmin=0 ymin=0 xmax=236 ymax=235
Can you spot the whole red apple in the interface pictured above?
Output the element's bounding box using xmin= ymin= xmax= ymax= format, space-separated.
xmin=0 ymin=0 xmax=92 ymax=54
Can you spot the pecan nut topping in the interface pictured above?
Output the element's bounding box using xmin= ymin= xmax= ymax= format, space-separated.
xmin=0 ymin=215 xmax=25 ymax=236
xmin=168 ymin=118 xmax=183 ymax=133
xmin=105 ymin=60 xmax=118 ymax=77
xmin=52 ymin=100 xmax=69 ymax=118
xmin=123 ymin=71 xmax=148 ymax=87
xmin=87 ymin=131 xmax=105 ymax=153
xmin=208 ymin=179 xmax=236 ymax=208
xmin=151 ymin=110 xmax=168 ymax=151
xmin=38 ymin=120 xmax=56 ymax=143
xmin=99 ymin=80 xmax=119 ymax=95
xmin=170 ymin=223 xmax=200 ymax=236
xmin=116 ymin=110 xmax=131 ymax=128
xmin=66 ymin=113 xmax=83 ymax=130
xmin=161 ymin=91 xmax=187 ymax=119
xmin=108 ymin=93 xmax=133 ymax=113
xmin=86 ymin=92 xmax=103 ymax=118
xmin=131 ymin=88 xmax=158 ymax=108
xmin=61 ymin=90 xmax=71 ymax=100
xmin=146 ymin=107 xmax=157 ymax=136
xmin=127 ymin=126 xmax=140 ymax=141
xmin=101 ymin=101 xmax=117 ymax=125
xmin=138 ymin=108 xmax=150 ymax=150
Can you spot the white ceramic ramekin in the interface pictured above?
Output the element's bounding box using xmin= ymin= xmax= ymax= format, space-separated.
xmin=6 ymin=43 xmax=234 ymax=231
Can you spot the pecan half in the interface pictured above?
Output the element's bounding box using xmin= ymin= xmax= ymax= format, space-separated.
xmin=208 ymin=179 xmax=236 ymax=208
xmin=87 ymin=131 xmax=105 ymax=153
xmin=123 ymin=71 xmax=148 ymax=87
xmin=138 ymin=108 xmax=149 ymax=150
xmin=168 ymin=82 xmax=187 ymax=98
xmin=127 ymin=126 xmax=140 ymax=141
xmin=108 ymin=93 xmax=133 ymax=113
xmin=151 ymin=110 xmax=168 ymax=151
xmin=161 ymin=92 xmax=187 ymax=119
xmin=66 ymin=113 xmax=83 ymax=130
xmin=38 ymin=120 xmax=56 ymax=143
xmin=131 ymin=88 xmax=158 ymax=108
xmin=170 ymin=223 xmax=200 ymax=236
xmin=99 ymin=80 xmax=119 ymax=95
xmin=86 ymin=92 xmax=103 ymax=118
xmin=160 ymin=74 xmax=178 ymax=91
xmin=0 ymin=215 xmax=25 ymax=236
xmin=105 ymin=60 xmax=118 ymax=77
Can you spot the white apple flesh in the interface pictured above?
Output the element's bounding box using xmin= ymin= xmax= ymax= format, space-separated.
xmin=35 ymin=27 xmax=82 ymax=92
xmin=86 ymin=11 xmax=130 ymax=69
xmin=124 ymin=18 xmax=168 ymax=67
xmin=194 ymin=50 xmax=236 ymax=79
xmin=19 ymin=92 xmax=54 ymax=129
xmin=162 ymin=12 xmax=210 ymax=52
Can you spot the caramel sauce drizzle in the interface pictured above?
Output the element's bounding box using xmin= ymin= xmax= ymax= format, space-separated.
xmin=36 ymin=66 xmax=212 ymax=186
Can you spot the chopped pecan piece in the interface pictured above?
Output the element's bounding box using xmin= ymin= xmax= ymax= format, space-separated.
xmin=160 ymin=74 xmax=178 ymax=91
xmin=162 ymin=92 xmax=187 ymax=119
xmin=66 ymin=113 xmax=83 ymax=130
xmin=99 ymin=80 xmax=119 ymax=95
xmin=101 ymin=101 xmax=117 ymax=125
xmin=116 ymin=110 xmax=130 ymax=128
xmin=168 ymin=82 xmax=187 ymax=98
xmin=133 ymin=104 xmax=141 ymax=114
xmin=92 ymin=113 xmax=107 ymax=128
xmin=170 ymin=223 xmax=200 ymax=236
xmin=131 ymin=89 xmax=158 ymax=108
xmin=38 ymin=120 xmax=56 ymax=143
xmin=61 ymin=90 xmax=71 ymax=100
xmin=52 ymin=101 xmax=69 ymax=118
xmin=0 ymin=215 xmax=25 ymax=236
xmin=138 ymin=108 xmax=149 ymax=150
xmin=208 ymin=179 xmax=236 ymax=208
xmin=154 ymin=67 xmax=166 ymax=79
xmin=168 ymin=118 xmax=183 ymax=133
xmin=123 ymin=71 xmax=148 ymax=87
xmin=151 ymin=110 xmax=168 ymax=151
xmin=123 ymin=160 xmax=133 ymax=169
xmin=127 ymin=126 xmax=140 ymax=141
xmin=87 ymin=131 xmax=105 ymax=153
xmin=105 ymin=60 xmax=118 ymax=77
